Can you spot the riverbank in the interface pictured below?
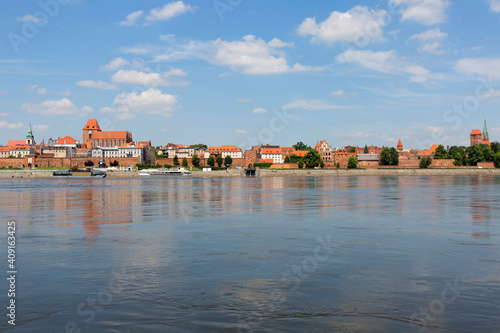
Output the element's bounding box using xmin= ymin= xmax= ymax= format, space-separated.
xmin=1 ymin=168 xmax=500 ymax=179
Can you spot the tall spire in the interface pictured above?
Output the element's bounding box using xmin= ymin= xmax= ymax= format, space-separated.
xmin=482 ymin=118 xmax=489 ymax=142
xmin=26 ymin=122 xmax=35 ymax=145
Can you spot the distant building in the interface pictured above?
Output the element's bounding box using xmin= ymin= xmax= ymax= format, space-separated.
xmin=206 ymin=145 xmax=243 ymax=159
xmin=261 ymin=147 xmax=283 ymax=164
xmin=82 ymin=119 xmax=132 ymax=148
xmin=315 ymin=140 xmax=333 ymax=162
xmin=397 ymin=139 xmax=403 ymax=152
xmin=470 ymin=119 xmax=492 ymax=146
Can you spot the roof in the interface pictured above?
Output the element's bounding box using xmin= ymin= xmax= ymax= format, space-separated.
xmin=207 ymin=145 xmax=242 ymax=153
xmin=397 ymin=139 xmax=403 ymax=147
xmin=0 ymin=146 xmax=10 ymax=152
xmin=83 ymin=119 xmax=101 ymax=131
xmin=357 ymin=154 xmax=379 ymax=161
xmin=7 ymin=140 xmax=25 ymax=147
xmin=262 ymin=148 xmax=281 ymax=154
xmin=293 ymin=150 xmax=309 ymax=157
xmin=10 ymin=145 xmax=31 ymax=150
xmin=418 ymin=144 xmax=438 ymax=155
xmin=92 ymin=131 xmax=129 ymax=139
xmin=56 ymin=136 xmax=78 ymax=145
xmin=470 ymin=129 xmax=482 ymax=135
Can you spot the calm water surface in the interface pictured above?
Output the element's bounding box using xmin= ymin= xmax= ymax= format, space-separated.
xmin=1 ymin=176 xmax=499 ymax=332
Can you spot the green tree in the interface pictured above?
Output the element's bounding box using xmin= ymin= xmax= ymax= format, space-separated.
xmin=495 ymin=152 xmax=500 ymax=167
xmin=480 ymin=144 xmax=495 ymax=162
xmin=433 ymin=144 xmax=449 ymax=159
xmin=303 ymin=149 xmax=322 ymax=168
xmin=347 ymin=156 xmax=358 ymax=168
xmin=182 ymin=158 xmax=188 ymax=168
xmin=336 ymin=162 xmax=340 ymax=169
xmin=320 ymin=160 xmax=325 ymax=168
xmin=491 ymin=142 xmax=500 ymax=154
xmin=284 ymin=156 xmax=291 ymax=163
xmin=191 ymin=154 xmax=201 ymax=167
xmin=190 ymin=144 xmax=208 ymax=149
xmin=364 ymin=145 xmax=369 ymax=153
xmin=173 ymin=155 xmax=179 ymax=166
xmin=466 ymin=144 xmax=493 ymax=166
xmin=207 ymin=155 xmax=215 ymax=167
xmin=420 ymin=156 xmax=432 ymax=168
xmin=453 ymin=149 xmax=467 ymax=166
xmin=224 ymin=155 xmax=233 ymax=167
xmin=216 ymin=155 xmax=223 ymax=167
xmin=379 ymin=147 xmax=399 ymax=166
xmin=298 ymin=160 xmax=304 ymax=169
xmin=293 ymin=141 xmax=312 ymax=151
xmin=348 ymin=146 xmax=356 ymax=153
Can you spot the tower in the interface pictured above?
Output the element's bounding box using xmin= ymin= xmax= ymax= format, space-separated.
xmin=397 ymin=139 xmax=403 ymax=152
xmin=482 ymin=118 xmax=489 ymax=142
xmin=26 ymin=123 xmax=35 ymax=145
xmin=82 ymin=119 xmax=102 ymax=146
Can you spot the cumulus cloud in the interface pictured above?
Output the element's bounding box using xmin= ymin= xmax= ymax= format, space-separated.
xmin=27 ymin=84 xmax=71 ymax=95
xmin=252 ymin=107 xmax=267 ymax=114
xmin=17 ymin=14 xmax=46 ymax=24
xmin=234 ymin=129 xmax=250 ymax=134
xmin=490 ymin=0 xmax=500 ymax=13
xmin=297 ymin=6 xmax=387 ymax=45
xmin=119 ymin=10 xmax=144 ymax=26
xmin=455 ymin=58 xmax=500 ymax=80
xmin=155 ymin=35 xmax=324 ymax=75
xmin=337 ymin=49 xmax=441 ymax=83
xmin=282 ymin=99 xmax=356 ymax=111
xmin=110 ymin=68 xmax=189 ymax=86
xmin=0 ymin=121 xmax=23 ymax=130
xmin=22 ymin=98 xmax=92 ymax=116
xmin=0 ymin=112 xmax=8 ymax=116
xmin=101 ymin=89 xmax=179 ymax=120
xmin=146 ymin=1 xmax=197 ymax=22
xmin=389 ymin=0 xmax=451 ymax=25
xmin=330 ymin=90 xmax=358 ymax=97
xmin=482 ymin=90 xmax=500 ymax=98
xmin=409 ymin=28 xmax=448 ymax=54
xmin=101 ymin=57 xmax=130 ymax=71
xmin=33 ymin=124 xmax=49 ymax=131
xmin=77 ymin=80 xmax=118 ymax=90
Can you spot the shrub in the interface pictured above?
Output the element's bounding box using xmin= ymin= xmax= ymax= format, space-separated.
xmin=420 ymin=156 xmax=432 ymax=168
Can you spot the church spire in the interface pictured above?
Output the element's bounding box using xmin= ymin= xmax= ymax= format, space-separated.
xmin=26 ymin=122 xmax=35 ymax=145
xmin=482 ymin=118 xmax=489 ymax=142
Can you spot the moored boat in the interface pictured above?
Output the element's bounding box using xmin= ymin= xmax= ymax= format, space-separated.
xmin=138 ymin=168 xmax=192 ymax=177
xmin=53 ymin=169 xmax=107 ymax=178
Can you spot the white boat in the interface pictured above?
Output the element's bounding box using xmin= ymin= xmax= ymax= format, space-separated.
xmin=138 ymin=168 xmax=192 ymax=177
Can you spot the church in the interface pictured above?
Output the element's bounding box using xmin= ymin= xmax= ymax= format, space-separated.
xmin=82 ymin=119 xmax=133 ymax=149
xmin=470 ymin=119 xmax=491 ymax=146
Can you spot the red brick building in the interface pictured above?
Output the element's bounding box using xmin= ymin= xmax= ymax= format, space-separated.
xmin=83 ymin=119 xmax=132 ymax=149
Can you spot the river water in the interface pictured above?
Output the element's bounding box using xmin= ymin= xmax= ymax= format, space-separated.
xmin=1 ymin=176 xmax=499 ymax=332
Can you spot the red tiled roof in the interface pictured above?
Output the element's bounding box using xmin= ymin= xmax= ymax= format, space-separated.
xmin=293 ymin=150 xmax=309 ymax=157
xmin=83 ymin=119 xmax=101 ymax=131
xmin=207 ymin=145 xmax=242 ymax=153
xmin=7 ymin=140 xmax=25 ymax=147
xmin=0 ymin=146 xmax=10 ymax=152
xmin=470 ymin=129 xmax=482 ymax=135
xmin=262 ymin=148 xmax=281 ymax=154
xmin=397 ymin=139 xmax=403 ymax=147
xmin=56 ymin=136 xmax=77 ymax=145
xmin=92 ymin=131 xmax=128 ymax=139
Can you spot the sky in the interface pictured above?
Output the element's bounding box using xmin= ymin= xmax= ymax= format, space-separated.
xmin=1 ymin=0 xmax=500 ymax=150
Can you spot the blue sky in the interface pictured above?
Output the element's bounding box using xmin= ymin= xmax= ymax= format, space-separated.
xmin=1 ymin=0 xmax=500 ymax=150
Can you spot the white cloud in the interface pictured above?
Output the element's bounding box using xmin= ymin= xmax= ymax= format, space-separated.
xmin=489 ymin=0 xmax=500 ymax=13
xmin=237 ymin=98 xmax=254 ymax=103
xmin=282 ymin=99 xmax=356 ymax=111
xmin=252 ymin=107 xmax=267 ymax=114
xmin=22 ymin=98 xmax=92 ymax=116
xmin=330 ymin=90 xmax=358 ymax=97
xmin=409 ymin=28 xmax=448 ymax=54
xmin=389 ymin=0 xmax=451 ymax=25
xmin=482 ymin=90 xmax=500 ymax=98
xmin=0 ymin=112 xmax=8 ymax=116
xmin=154 ymin=35 xmax=324 ymax=75
xmin=455 ymin=58 xmax=500 ymax=80
xmin=101 ymin=57 xmax=130 ymax=71
xmin=33 ymin=124 xmax=49 ymax=131
xmin=234 ymin=129 xmax=250 ymax=134
xmin=77 ymin=80 xmax=118 ymax=90
xmin=110 ymin=69 xmax=189 ymax=86
xmin=17 ymin=14 xmax=46 ymax=24
xmin=297 ymin=6 xmax=387 ymax=45
xmin=160 ymin=128 xmax=170 ymax=132
xmin=26 ymin=84 xmax=70 ymax=95
xmin=336 ymin=49 xmax=440 ymax=83
xmin=101 ymin=89 xmax=179 ymax=120
xmin=0 ymin=91 xmax=8 ymax=96
xmin=119 ymin=10 xmax=144 ymax=26
xmin=0 ymin=121 xmax=23 ymax=130
xmin=146 ymin=1 xmax=197 ymax=22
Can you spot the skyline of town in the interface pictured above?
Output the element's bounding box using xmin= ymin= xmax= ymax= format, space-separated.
xmin=2 ymin=1 xmax=500 ymax=148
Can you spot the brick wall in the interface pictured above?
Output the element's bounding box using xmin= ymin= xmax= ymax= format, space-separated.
xmin=270 ymin=163 xmax=299 ymax=169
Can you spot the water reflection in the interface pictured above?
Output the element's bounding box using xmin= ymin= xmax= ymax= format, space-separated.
xmin=0 ymin=176 xmax=499 ymax=332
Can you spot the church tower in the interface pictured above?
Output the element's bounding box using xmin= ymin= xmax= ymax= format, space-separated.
xmin=26 ymin=123 xmax=35 ymax=145
xmin=482 ymin=118 xmax=489 ymax=142
xmin=397 ymin=139 xmax=403 ymax=152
